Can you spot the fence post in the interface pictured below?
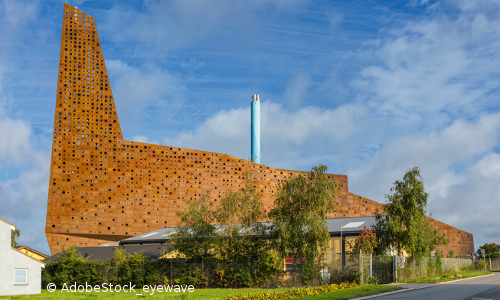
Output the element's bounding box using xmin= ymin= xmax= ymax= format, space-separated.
xmin=370 ymin=253 xmax=372 ymax=278
xmin=359 ymin=249 xmax=363 ymax=285
xmin=393 ymin=256 xmax=397 ymax=283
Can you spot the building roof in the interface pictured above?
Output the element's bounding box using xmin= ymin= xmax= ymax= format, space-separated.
xmin=17 ymin=246 xmax=49 ymax=259
xmin=43 ymin=244 xmax=172 ymax=263
xmin=0 ymin=218 xmax=16 ymax=228
xmin=326 ymin=216 xmax=377 ymax=234
xmin=120 ymin=227 xmax=178 ymax=245
xmin=12 ymin=247 xmax=46 ymax=265
xmin=119 ymin=216 xmax=377 ymax=245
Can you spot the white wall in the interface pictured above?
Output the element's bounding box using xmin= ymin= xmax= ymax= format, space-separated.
xmin=0 ymin=221 xmax=42 ymax=296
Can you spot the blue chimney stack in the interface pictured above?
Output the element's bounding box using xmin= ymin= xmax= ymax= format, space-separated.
xmin=251 ymin=94 xmax=260 ymax=164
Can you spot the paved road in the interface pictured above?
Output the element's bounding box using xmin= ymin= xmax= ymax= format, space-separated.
xmin=372 ymin=273 xmax=500 ymax=300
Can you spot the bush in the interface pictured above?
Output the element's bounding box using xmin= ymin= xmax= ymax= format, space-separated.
xmin=368 ymin=276 xmax=379 ymax=285
xmin=329 ymin=269 xmax=360 ymax=284
xmin=475 ymin=259 xmax=488 ymax=271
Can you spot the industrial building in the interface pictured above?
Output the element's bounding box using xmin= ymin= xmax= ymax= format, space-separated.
xmin=45 ymin=4 xmax=474 ymax=256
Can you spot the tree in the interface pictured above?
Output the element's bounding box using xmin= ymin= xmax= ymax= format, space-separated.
xmin=171 ymin=172 xmax=282 ymax=287
xmin=448 ymin=249 xmax=455 ymax=258
xmin=11 ymin=228 xmax=20 ymax=248
xmin=373 ymin=167 xmax=447 ymax=259
xmin=269 ymin=164 xmax=338 ymax=278
xmin=477 ymin=243 xmax=500 ymax=259
xmin=350 ymin=226 xmax=377 ymax=254
xmin=171 ymin=193 xmax=217 ymax=259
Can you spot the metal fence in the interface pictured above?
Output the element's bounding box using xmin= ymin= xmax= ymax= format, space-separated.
xmin=46 ymin=254 xmax=487 ymax=289
xmin=490 ymin=259 xmax=500 ymax=270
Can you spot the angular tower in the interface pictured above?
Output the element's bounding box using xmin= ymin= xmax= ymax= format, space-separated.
xmin=46 ymin=4 xmax=474 ymax=256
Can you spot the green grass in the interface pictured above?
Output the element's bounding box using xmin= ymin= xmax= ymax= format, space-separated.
xmin=1 ymin=287 xmax=296 ymax=300
xmin=292 ymin=285 xmax=403 ymax=300
xmin=2 ymin=285 xmax=403 ymax=300
xmin=400 ymin=269 xmax=492 ymax=283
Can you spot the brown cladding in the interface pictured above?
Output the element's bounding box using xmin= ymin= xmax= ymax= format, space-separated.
xmin=45 ymin=4 xmax=474 ymax=256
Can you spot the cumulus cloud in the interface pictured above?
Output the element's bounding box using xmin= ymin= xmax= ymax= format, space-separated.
xmin=163 ymin=101 xmax=367 ymax=170
xmin=0 ymin=118 xmax=32 ymax=164
xmin=132 ymin=135 xmax=158 ymax=145
xmin=0 ymin=110 xmax=50 ymax=253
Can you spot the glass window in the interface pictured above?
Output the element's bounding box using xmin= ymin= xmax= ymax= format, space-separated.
xmin=14 ymin=269 xmax=27 ymax=284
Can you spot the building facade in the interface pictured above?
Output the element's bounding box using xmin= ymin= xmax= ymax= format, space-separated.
xmin=0 ymin=220 xmax=44 ymax=296
xmin=46 ymin=4 xmax=474 ymax=256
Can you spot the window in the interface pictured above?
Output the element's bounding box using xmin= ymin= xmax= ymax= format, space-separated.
xmin=14 ymin=269 xmax=27 ymax=284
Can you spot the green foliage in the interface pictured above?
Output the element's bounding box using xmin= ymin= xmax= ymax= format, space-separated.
xmin=474 ymin=259 xmax=489 ymax=271
xmin=351 ymin=227 xmax=377 ymax=254
xmin=435 ymin=251 xmax=443 ymax=273
xmin=11 ymin=228 xmax=20 ymax=248
xmin=476 ymin=243 xmax=500 ymax=259
xmin=448 ymin=249 xmax=455 ymax=258
xmin=171 ymin=192 xmax=217 ymax=259
xmin=171 ymin=172 xmax=283 ymax=287
xmin=373 ymin=167 xmax=447 ymax=259
xmin=269 ymin=164 xmax=338 ymax=274
xmin=367 ymin=276 xmax=379 ymax=285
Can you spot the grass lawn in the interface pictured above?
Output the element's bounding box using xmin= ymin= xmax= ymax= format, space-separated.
xmin=400 ymin=270 xmax=492 ymax=283
xmin=2 ymin=285 xmax=403 ymax=300
xmin=3 ymin=287 xmax=289 ymax=300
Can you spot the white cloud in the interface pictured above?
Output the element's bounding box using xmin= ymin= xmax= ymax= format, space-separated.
xmin=163 ymin=101 xmax=367 ymax=169
xmin=0 ymin=118 xmax=32 ymax=164
xmin=0 ymin=151 xmax=50 ymax=253
xmin=132 ymin=135 xmax=158 ymax=145
xmin=106 ymin=59 xmax=182 ymax=110
xmin=354 ymin=2 xmax=500 ymax=128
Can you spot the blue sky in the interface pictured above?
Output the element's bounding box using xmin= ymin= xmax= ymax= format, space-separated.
xmin=1 ymin=0 xmax=500 ymax=254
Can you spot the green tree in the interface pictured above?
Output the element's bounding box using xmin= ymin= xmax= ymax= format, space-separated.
xmin=171 ymin=192 xmax=217 ymax=259
xmin=373 ymin=167 xmax=447 ymax=260
xmin=11 ymin=228 xmax=20 ymax=248
xmin=172 ymin=172 xmax=282 ymax=287
xmin=477 ymin=243 xmax=500 ymax=259
xmin=350 ymin=226 xmax=378 ymax=254
xmin=269 ymin=164 xmax=338 ymax=279
xmin=448 ymin=249 xmax=455 ymax=258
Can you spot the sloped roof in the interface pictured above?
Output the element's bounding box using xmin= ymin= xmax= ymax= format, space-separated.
xmin=12 ymin=247 xmax=46 ymax=265
xmin=119 ymin=216 xmax=377 ymax=245
xmin=17 ymin=246 xmax=49 ymax=259
xmin=0 ymin=218 xmax=16 ymax=228
xmin=43 ymin=244 xmax=173 ymax=262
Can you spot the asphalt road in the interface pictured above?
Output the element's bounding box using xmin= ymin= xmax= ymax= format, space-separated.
xmin=372 ymin=273 xmax=500 ymax=300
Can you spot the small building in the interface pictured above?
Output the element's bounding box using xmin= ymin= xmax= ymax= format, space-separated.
xmin=0 ymin=219 xmax=45 ymax=296
xmin=43 ymin=244 xmax=173 ymax=262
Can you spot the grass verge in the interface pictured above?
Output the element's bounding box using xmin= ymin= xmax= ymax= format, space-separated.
xmin=400 ymin=270 xmax=491 ymax=283
xmin=2 ymin=285 xmax=403 ymax=300
xmin=3 ymin=287 xmax=291 ymax=300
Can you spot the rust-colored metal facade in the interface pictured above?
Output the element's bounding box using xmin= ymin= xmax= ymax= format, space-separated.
xmin=46 ymin=4 xmax=474 ymax=256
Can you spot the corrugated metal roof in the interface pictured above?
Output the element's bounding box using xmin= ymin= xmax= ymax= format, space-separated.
xmin=119 ymin=216 xmax=377 ymax=245
xmin=43 ymin=244 xmax=173 ymax=262
xmin=326 ymin=216 xmax=377 ymax=233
